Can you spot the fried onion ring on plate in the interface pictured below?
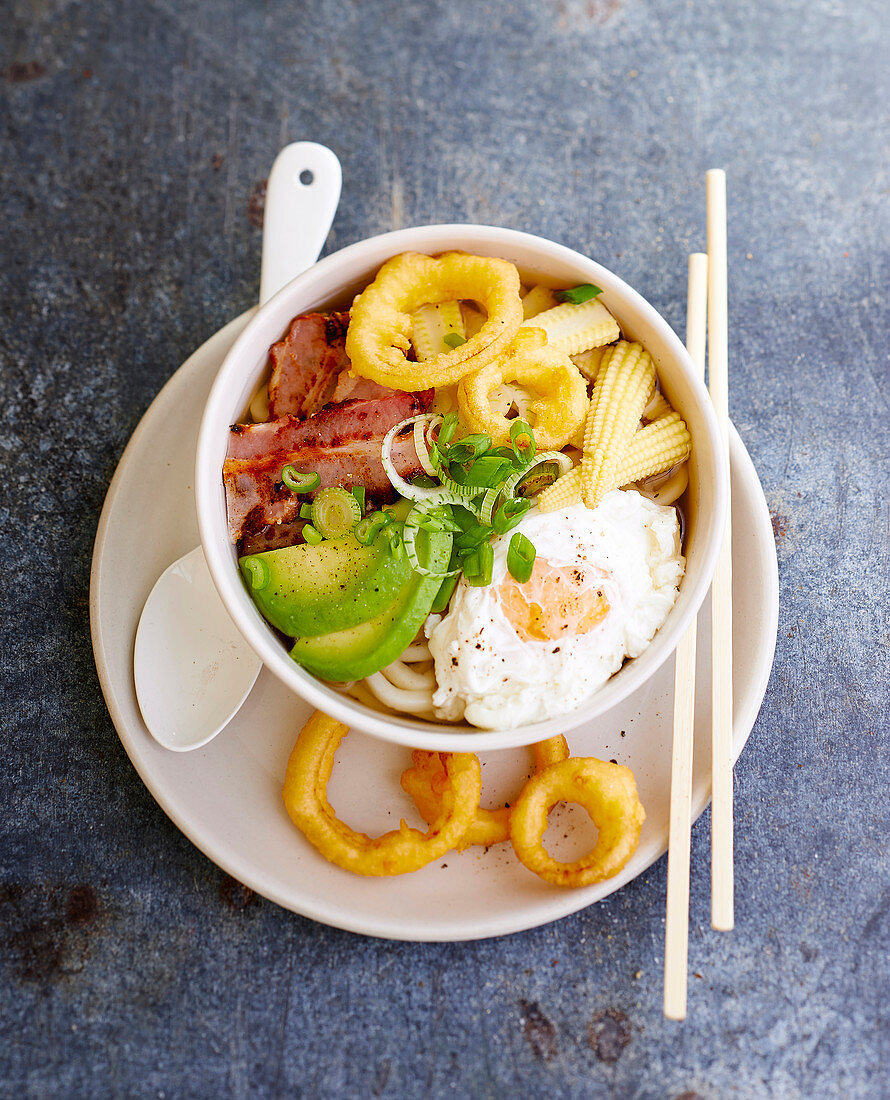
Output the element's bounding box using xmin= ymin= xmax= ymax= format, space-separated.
xmin=457 ymin=328 xmax=588 ymax=451
xmin=345 ymin=251 xmax=523 ymax=390
xmin=283 ymin=710 xmax=481 ymax=876
xmin=509 ymin=757 xmax=645 ymax=887
xmin=401 ymin=735 xmax=570 ymax=852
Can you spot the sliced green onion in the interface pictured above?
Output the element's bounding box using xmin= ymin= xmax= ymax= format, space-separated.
xmin=354 ymin=511 xmax=392 ymax=546
xmin=413 ymin=414 xmax=443 ymax=477
xmin=385 ymin=524 xmax=403 ymax=552
xmin=493 ymin=497 xmax=531 ymax=535
xmin=310 ymin=486 xmax=362 ymax=539
xmin=299 ymin=502 xmax=314 ymax=520
xmin=554 ymin=283 xmax=602 ymax=305
xmin=281 ymin=465 xmax=320 ymax=493
xmin=430 ymin=573 xmax=460 ymax=614
xmin=455 ymin=525 xmax=491 ymax=552
xmin=509 ymin=420 xmax=536 ymax=464
xmin=381 ymin=414 xmax=451 ymax=501
xmin=501 ymin=451 xmax=574 ymax=500
xmin=507 ymin=532 xmax=536 ymax=583
xmin=463 ymin=542 xmax=494 ymax=587
xmin=405 ymin=499 xmax=462 ymax=535
xmin=514 ymin=460 xmax=562 ymax=498
xmin=487 ymin=446 xmax=519 ymax=461
xmin=447 ymin=433 xmax=491 ymax=465
xmin=427 ymin=440 xmax=445 ymax=473
xmin=438 ymin=472 xmax=486 ymax=499
xmin=241 ymin=557 xmax=269 ymax=591
xmin=462 ymin=455 xmax=513 ymax=489
xmin=303 ymin=524 xmax=324 ymax=546
xmin=411 ymin=473 xmax=439 ymax=489
xmin=479 ymin=486 xmax=501 ymax=526
xmin=351 ymin=486 xmax=366 ymax=513
xmin=438 ymin=412 xmax=459 ymax=445
xmin=443 ymin=332 xmax=466 ymax=349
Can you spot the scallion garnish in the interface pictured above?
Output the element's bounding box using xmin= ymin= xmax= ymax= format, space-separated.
xmin=447 ymin=433 xmax=491 ymax=465
xmin=455 ymin=525 xmax=491 ymax=553
xmin=299 ymin=502 xmax=314 ymax=520
xmin=493 ymin=497 xmax=531 ymax=535
xmin=463 ymin=542 xmax=494 ymax=587
xmin=554 ymin=283 xmax=602 ymax=305
xmin=411 ymin=472 xmax=440 ymax=489
xmin=353 ymin=511 xmax=391 ymax=546
xmin=462 ymin=455 xmax=513 ymax=489
xmin=302 ymin=524 xmax=324 ymax=546
xmin=430 ymin=573 xmax=460 ymax=614
xmin=509 ymin=420 xmax=536 ymax=464
xmin=281 ymin=466 xmax=321 ymax=493
xmin=514 ymin=459 xmax=561 ymax=498
xmin=507 ymin=532 xmax=536 ymax=583
xmin=311 ymin=486 xmax=362 ymax=538
xmin=438 ymin=411 xmax=459 ymax=445
xmin=443 ymin=332 xmax=467 ymax=349
xmin=351 ymin=486 xmax=366 ymax=513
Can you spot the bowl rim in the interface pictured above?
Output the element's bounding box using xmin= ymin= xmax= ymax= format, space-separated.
xmin=196 ymin=223 xmax=729 ymax=751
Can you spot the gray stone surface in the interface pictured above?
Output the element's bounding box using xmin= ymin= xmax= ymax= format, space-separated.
xmin=1 ymin=0 xmax=888 ymax=1096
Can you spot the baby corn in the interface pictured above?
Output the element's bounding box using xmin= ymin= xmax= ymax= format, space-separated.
xmin=520 ymin=298 xmax=620 ymax=356
xmin=571 ymin=345 xmax=610 ymax=384
xmin=538 ymin=407 xmax=691 ymax=513
xmin=643 ymin=391 xmax=673 ymax=422
xmin=412 ymin=300 xmax=465 ymax=360
xmin=460 ymin=301 xmax=487 ymax=339
xmin=537 ymin=466 xmax=583 ymax=511
xmin=613 ymin=412 xmax=691 ymax=485
xmin=580 ymin=341 xmax=656 ymax=508
xmin=521 ymin=285 xmax=559 ymax=320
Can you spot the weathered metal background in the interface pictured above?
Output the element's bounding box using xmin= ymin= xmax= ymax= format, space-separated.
xmin=1 ymin=0 xmax=888 ymax=1096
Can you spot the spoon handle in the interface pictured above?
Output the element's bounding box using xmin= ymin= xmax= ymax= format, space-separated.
xmin=259 ymin=142 xmax=342 ymax=306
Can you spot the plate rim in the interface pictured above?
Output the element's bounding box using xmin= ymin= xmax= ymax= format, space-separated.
xmin=90 ymin=312 xmax=779 ymax=942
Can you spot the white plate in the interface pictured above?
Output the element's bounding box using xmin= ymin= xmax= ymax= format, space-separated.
xmin=90 ymin=312 xmax=779 ymax=942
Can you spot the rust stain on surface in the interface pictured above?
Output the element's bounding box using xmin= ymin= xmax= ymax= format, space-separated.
xmin=0 ymin=883 xmax=103 ymax=984
xmin=219 ymin=874 xmax=259 ymax=910
xmin=247 ymin=180 xmax=268 ymax=228
xmin=519 ymin=999 xmax=558 ymax=1061
xmin=2 ymin=61 xmax=46 ymax=82
xmin=588 ymin=1007 xmax=631 ymax=1063
xmin=770 ymin=510 xmax=789 ymax=542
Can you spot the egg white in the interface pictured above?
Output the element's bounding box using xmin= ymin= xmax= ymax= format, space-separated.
xmin=426 ymin=490 xmax=684 ymax=730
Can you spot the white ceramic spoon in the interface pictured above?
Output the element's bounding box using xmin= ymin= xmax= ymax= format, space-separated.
xmin=134 ymin=142 xmax=342 ymax=751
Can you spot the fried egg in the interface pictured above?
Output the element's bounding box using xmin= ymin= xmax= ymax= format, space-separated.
xmin=426 ymin=490 xmax=684 ymax=729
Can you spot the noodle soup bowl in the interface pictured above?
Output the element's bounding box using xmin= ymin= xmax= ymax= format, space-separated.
xmin=196 ymin=225 xmax=728 ymax=751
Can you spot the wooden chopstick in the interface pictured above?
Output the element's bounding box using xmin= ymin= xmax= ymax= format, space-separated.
xmin=663 ymin=252 xmax=708 ymax=1021
xmin=706 ymin=168 xmax=735 ymax=931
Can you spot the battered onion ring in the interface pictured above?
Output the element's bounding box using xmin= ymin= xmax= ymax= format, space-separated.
xmin=283 ymin=710 xmax=482 ymax=876
xmin=509 ymin=757 xmax=645 ymax=887
xmin=345 ymin=251 xmax=523 ymax=390
xmin=401 ymin=736 xmax=570 ymax=852
xmin=458 ymin=328 xmax=588 ymax=451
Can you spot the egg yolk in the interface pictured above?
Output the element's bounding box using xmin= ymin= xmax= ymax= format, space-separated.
xmin=498 ymin=559 xmax=611 ymax=643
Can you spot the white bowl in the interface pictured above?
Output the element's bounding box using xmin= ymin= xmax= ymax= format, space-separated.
xmin=196 ymin=224 xmax=728 ymax=751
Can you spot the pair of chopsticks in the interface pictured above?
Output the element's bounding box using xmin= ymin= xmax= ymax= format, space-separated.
xmin=663 ymin=170 xmax=734 ymax=1021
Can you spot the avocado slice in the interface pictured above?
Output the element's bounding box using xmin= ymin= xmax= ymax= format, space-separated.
xmin=239 ymin=526 xmax=410 ymax=638
xmin=289 ymin=530 xmax=452 ymax=682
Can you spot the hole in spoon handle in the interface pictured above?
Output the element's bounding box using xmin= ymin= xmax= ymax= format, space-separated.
xmin=259 ymin=142 xmax=342 ymax=306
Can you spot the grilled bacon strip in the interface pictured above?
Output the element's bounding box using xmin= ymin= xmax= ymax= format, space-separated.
xmin=224 ymin=390 xmax=433 ymax=543
xmin=267 ymin=311 xmax=351 ymax=419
